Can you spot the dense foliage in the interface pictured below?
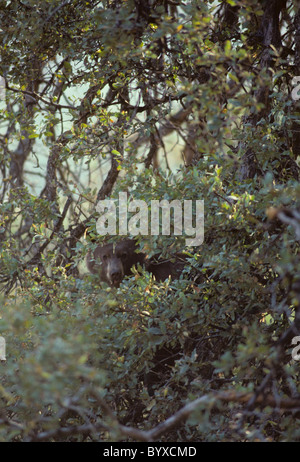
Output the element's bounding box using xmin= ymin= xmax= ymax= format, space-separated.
xmin=0 ymin=0 xmax=300 ymax=442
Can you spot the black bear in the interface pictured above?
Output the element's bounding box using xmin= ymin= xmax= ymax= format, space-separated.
xmin=86 ymin=238 xmax=186 ymax=287
xmin=86 ymin=238 xmax=146 ymax=287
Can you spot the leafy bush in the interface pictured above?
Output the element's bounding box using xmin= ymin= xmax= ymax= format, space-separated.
xmin=0 ymin=0 xmax=300 ymax=442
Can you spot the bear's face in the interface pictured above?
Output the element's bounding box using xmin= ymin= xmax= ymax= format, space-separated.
xmin=87 ymin=239 xmax=145 ymax=287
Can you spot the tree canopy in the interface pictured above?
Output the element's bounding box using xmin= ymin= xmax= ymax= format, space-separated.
xmin=0 ymin=0 xmax=300 ymax=442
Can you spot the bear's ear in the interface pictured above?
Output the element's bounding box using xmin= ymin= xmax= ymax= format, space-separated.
xmin=116 ymin=238 xmax=138 ymax=253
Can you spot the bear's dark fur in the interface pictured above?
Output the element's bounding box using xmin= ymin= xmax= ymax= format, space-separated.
xmin=86 ymin=238 xmax=186 ymax=287
xmin=86 ymin=238 xmax=145 ymax=287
